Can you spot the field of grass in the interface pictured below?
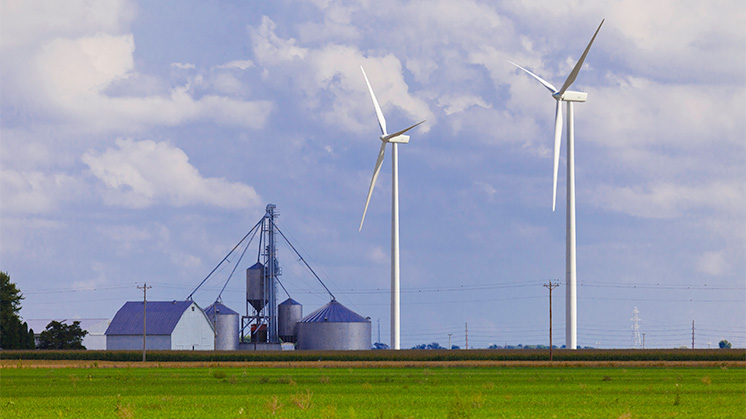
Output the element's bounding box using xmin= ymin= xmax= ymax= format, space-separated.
xmin=2 ymin=365 xmax=743 ymax=418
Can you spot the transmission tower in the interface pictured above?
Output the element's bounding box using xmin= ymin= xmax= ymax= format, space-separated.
xmin=631 ymin=306 xmax=642 ymax=348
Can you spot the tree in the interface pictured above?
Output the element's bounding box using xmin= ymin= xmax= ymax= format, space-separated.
xmin=372 ymin=342 xmax=390 ymax=350
xmin=718 ymin=340 xmax=732 ymax=349
xmin=411 ymin=342 xmax=444 ymax=350
xmin=37 ymin=321 xmax=88 ymax=350
xmin=0 ymin=271 xmax=35 ymax=349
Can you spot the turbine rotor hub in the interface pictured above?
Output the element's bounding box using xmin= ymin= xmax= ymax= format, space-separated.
xmin=553 ymin=91 xmax=588 ymax=102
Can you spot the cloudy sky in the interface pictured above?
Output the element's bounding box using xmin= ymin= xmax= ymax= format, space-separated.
xmin=1 ymin=0 xmax=744 ymax=349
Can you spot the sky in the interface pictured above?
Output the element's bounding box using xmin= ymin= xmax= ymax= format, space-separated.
xmin=1 ymin=0 xmax=744 ymax=350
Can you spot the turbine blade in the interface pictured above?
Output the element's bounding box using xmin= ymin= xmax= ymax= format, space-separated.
xmin=361 ymin=66 xmax=387 ymax=136
xmin=557 ymin=19 xmax=605 ymax=97
xmin=384 ymin=120 xmax=426 ymax=141
xmin=360 ymin=142 xmax=388 ymax=231
xmin=508 ymin=61 xmax=557 ymax=93
xmin=552 ymin=100 xmax=562 ymax=212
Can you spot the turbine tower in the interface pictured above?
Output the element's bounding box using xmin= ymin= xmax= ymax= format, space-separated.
xmin=359 ymin=66 xmax=425 ymax=350
xmin=510 ymin=19 xmax=604 ymax=350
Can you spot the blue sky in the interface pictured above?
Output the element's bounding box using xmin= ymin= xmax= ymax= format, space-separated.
xmin=1 ymin=0 xmax=744 ymax=349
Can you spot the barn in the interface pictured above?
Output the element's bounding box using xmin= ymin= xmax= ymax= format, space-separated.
xmin=105 ymin=301 xmax=214 ymax=350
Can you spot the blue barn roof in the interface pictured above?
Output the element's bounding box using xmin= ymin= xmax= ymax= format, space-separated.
xmin=204 ymin=302 xmax=238 ymax=316
xmin=300 ymin=299 xmax=369 ymax=323
xmin=279 ymin=298 xmax=301 ymax=306
xmin=106 ymin=301 xmax=195 ymax=335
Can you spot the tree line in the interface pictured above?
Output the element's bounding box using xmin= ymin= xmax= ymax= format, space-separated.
xmin=1 ymin=272 xmax=88 ymax=349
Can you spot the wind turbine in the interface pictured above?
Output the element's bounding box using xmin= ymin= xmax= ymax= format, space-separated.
xmin=359 ymin=66 xmax=425 ymax=350
xmin=510 ymin=19 xmax=604 ymax=350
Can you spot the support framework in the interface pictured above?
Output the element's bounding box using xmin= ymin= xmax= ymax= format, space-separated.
xmin=241 ymin=204 xmax=281 ymax=344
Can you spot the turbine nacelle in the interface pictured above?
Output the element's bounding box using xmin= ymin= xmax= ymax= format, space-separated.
xmin=553 ymin=91 xmax=588 ymax=103
xmin=382 ymin=134 xmax=410 ymax=144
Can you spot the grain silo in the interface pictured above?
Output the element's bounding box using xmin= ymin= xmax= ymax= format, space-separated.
xmin=246 ymin=262 xmax=266 ymax=312
xmin=204 ymin=302 xmax=239 ymax=351
xmin=296 ymin=299 xmax=371 ymax=350
xmin=278 ymin=298 xmax=302 ymax=343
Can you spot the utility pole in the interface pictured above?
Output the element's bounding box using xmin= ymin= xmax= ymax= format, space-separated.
xmin=642 ymin=333 xmax=646 ymax=350
xmin=544 ymin=281 xmax=560 ymax=361
xmin=448 ymin=333 xmax=452 ymax=350
xmin=465 ymin=322 xmax=468 ymax=350
xmin=137 ymin=283 xmax=151 ymax=362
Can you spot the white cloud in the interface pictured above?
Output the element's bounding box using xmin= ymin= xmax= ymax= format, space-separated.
xmin=250 ymin=16 xmax=434 ymax=135
xmin=696 ymin=251 xmax=728 ymax=277
xmin=252 ymin=16 xmax=308 ymax=65
xmin=171 ymin=62 xmax=196 ymax=70
xmin=0 ymin=0 xmax=136 ymax=49
xmin=82 ymin=139 xmax=262 ymax=209
xmin=473 ymin=181 xmax=497 ymax=198
xmin=29 ymin=33 xmax=274 ymax=131
xmin=585 ymin=76 xmax=744 ymax=150
xmin=0 ymin=170 xmax=85 ymax=214
xmin=368 ymin=246 xmax=387 ymax=265
xmin=217 ymin=60 xmax=255 ymax=70
xmin=437 ymin=94 xmax=491 ymax=115
xmin=2 ymin=2 xmax=273 ymax=133
xmin=36 ymin=33 xmax=135 ymax=102
xmin=588 ymin=181 xmax=744 ymax=219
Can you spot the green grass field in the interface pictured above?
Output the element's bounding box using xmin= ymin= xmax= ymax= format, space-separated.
xmin=1 ymin=366 xmax=743 ymax=418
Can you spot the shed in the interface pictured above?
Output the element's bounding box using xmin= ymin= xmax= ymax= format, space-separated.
xmin=105 ymin=301 xmax=214 ymax=350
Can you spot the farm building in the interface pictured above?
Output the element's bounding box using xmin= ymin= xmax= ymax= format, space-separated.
xmin=105 ymin=301 xmax=214 ymax=350
xmin=27 ymin=318 xmax=111 ymax=350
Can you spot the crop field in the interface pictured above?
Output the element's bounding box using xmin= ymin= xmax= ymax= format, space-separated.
xmin=1 ymin=363 xmax=744 ymax=418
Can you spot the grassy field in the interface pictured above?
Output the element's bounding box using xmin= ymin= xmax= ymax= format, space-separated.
xmin=1 ymin=364 xmax=743 ymax=418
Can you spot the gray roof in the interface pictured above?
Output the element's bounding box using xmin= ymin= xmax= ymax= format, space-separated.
xmin=105 ymin=301 xmax=195 ymax=335
xmin=204 ymin=302 xmax=239 ymax=316
xmin=300 ymin=299 xmax=369 ymax=323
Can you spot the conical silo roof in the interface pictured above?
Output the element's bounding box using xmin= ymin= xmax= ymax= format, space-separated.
xmin=279 ymin=298 xmax=301 ymax=306
xmin=300 ymin=299 xmax=368 ymax=323
xmin=204 ymin=302 xmax=238 ymax=316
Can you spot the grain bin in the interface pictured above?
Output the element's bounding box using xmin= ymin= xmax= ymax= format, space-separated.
xmin=246 ymin=262 xmax=266 ymax=312
xmin=296 ymin=299 xmax=371 ymax=350
xmin=204 ymin=302 xmax=239 ymax=351
xmin=278 ymin=298 xmax=302 ymax=343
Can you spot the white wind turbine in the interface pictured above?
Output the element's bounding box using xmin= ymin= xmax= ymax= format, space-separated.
xmin=359 ymin=66 xmax=425 ymax=350
xmin=510 ymin=19 xmax=604 ymax=350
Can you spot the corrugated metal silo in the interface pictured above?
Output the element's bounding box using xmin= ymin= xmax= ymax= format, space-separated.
xmin=246 ymin=262 xmax=266 ymax=312
xmin=278 ymin=298 xmax=302 ymax=343
xmin=204 ymin=302 xmax=239 ymax=351
xmin=296 ymin=299 xmax=371 ymax=350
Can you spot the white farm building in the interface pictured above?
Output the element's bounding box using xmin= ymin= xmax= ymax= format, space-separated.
xmin=105 ymin=301 xmax=214 ymax=350
xmin=27 ymin=318 xmax=111 ymax=350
